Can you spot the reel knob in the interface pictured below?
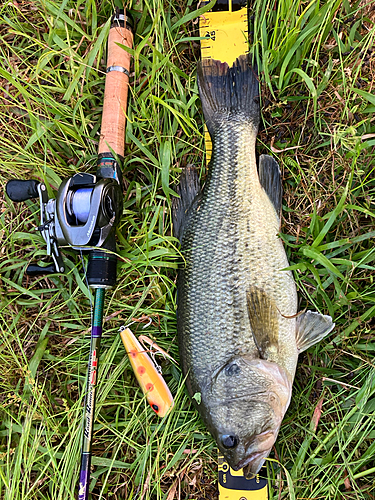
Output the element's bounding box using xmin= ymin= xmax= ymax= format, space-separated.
xmin=26 ymin=263 xmax=57 ymax=276
xmin=6 ymin=179 xmax=40 ymax=202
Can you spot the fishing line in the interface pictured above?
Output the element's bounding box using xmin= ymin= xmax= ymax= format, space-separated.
xmin=67 ymin=187 xmax=93 ymax=224
xmin=80 ymin=249 xmax=93 ymax=323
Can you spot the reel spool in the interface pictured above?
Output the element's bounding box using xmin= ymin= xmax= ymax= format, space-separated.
xmin=67 ymin=187 xmax=93 ymax=224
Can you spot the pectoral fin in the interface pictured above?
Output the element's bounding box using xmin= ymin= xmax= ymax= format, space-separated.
xmin=296 ymin=311 xmax=334 ymax=353
xmin=247 ymin=286 xmax=279 ymax=360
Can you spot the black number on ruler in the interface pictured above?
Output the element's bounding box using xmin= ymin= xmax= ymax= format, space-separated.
xmin=205 ymin=30 xmax=216 ymax=41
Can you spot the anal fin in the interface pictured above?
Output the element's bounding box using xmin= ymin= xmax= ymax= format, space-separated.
xmin=258 ymin=154 xmax=282 ymax=220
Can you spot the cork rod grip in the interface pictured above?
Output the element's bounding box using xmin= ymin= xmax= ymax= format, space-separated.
xmin=98 ymin=16 xmax=133 ymax=157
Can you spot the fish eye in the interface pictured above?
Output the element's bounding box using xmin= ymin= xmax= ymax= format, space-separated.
xmin=225 ymin=363 xmax=241 ymax=376
xmin=221 ymin=434 xmax=238 ymax=449
xmin=151 ymin=404 xmax=159 ymax=413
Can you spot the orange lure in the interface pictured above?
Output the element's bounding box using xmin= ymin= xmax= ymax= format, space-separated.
xmin=119 ymin=327 xmax=174 ymax=417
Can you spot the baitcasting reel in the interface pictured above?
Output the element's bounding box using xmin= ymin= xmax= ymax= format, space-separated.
xmin=6 ymin=155 xmax=123 ymax=288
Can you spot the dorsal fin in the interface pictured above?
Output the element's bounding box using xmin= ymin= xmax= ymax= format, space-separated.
xmin=258 ymin=154 xmax=282 ymax=219
xmin=172 ymin=165 xmax=201 ymax=242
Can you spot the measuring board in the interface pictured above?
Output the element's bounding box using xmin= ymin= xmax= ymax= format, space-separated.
xmin=219 ymin=456 xmax=268 ymax=500
xmin=199 ymin=1 xmax=268 ymax=498
xmin=199 ymin=0 xmax=248 ymax=163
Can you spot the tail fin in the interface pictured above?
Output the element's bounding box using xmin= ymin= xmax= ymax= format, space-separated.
xmin=197 ymin=55 xmax=260 ymax=137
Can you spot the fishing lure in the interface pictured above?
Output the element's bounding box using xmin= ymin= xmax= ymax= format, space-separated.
xmin=119 ymin=326 xmax=174 ymax=417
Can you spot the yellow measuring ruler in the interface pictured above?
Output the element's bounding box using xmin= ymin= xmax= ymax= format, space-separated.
xmin=218 ymin=455 xmax=268 ymax=500
xmin=199 ymin=1 xmax=268 ymax=498
xmin=199 ymin=0 xmax=248 ymax=163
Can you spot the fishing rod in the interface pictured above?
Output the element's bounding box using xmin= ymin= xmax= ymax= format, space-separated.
xmin=77 ymin=10 xmax=133 ymax=500
xmin=6 ymin=8 xmax=134 ymax=499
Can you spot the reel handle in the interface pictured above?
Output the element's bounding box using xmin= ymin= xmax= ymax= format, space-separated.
xmin=6 ymin=179 xmax=40 ymax=202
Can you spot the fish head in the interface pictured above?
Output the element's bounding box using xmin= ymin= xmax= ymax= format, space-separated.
xmin=202 ymin=356 xmax=292 ymax=476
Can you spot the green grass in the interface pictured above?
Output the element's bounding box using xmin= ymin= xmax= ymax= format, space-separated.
xmin=1 ymin=0 xmax=375 ymax=498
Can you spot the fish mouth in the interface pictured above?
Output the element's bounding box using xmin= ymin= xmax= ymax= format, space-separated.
xmin=234 ymin=451 xmax=268 ymax=473
xmin=221 ymin=429 xmax=275 ymax=476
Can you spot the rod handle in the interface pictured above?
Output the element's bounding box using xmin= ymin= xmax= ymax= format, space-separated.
xmin=6 ymin=179 xmax=39 ymax=202
xmin=98 ymin=9 xmax=134 ymax=157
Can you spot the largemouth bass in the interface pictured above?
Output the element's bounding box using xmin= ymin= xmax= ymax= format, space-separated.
xmin=173 ymin=55 xmax=334 ymax=477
